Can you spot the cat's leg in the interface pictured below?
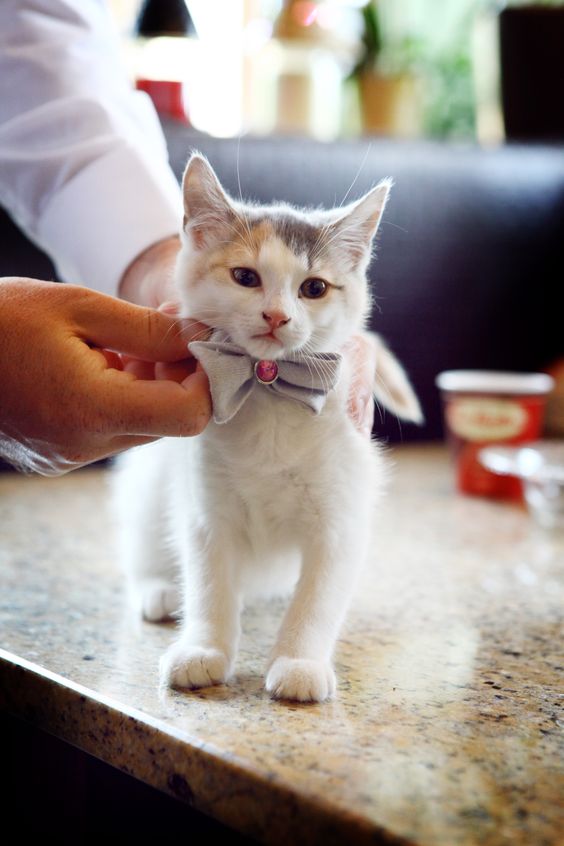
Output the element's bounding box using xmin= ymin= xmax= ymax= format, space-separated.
xmin=129 ymin=531 xmax=181 ymax=623
xmin=160 ymin=526 xmax=243 ymax=689
xmin=113 ymin=444 xmax=180 ymax=622
xmin=266 ymin=514 xmax=370 ymax=703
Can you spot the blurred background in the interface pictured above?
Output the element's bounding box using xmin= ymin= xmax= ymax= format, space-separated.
xmin=2 ymin=0 xmax=562 ymax=454
xmin=109 ymin=0 xmax=564 ymax=145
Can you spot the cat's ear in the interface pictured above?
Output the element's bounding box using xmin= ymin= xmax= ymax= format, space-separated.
xmin=371 ymin=333 xmax=424 ymax=424
xmin=329 ymin=179 xmax=392 ymax=264
xmin=182 ymin=153 xmax=236 ymax=249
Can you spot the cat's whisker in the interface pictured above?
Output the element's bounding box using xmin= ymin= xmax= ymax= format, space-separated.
xmin=190 ymin=210 xmax=256 ymax=253
xmin=308 ymin=221 xmax=326 ymax=260
xmin=381 ymin=220 xmax=408 ymax=234
xmin=157 ymin=317 xmax=221 ymax=352
xmin=313 ymin=361 xmax=331 ymax=395
xmin=237 ymin=214 xmax=257 ymax=260
xmin=309 ymin=221 xmax=332 ymax=266
xmin=229 ymin=147 xmax=256 ymax=255
xmin=236 ymin=135 xmax=244 ymax=204
xmin=296 ymin=338 xmax=331 ymax=393
xmin=241 ymin=204 xmax=262 ymax=258
xmin=373 ymin=396 xmax=385 ymax=426
xmin=338 ymin=144 xmax=372 ymax=209
xmin=189 ymin=328 xmax=215 ymax=344
xmin=315 ymin=219 xmax=367 ymax=254
xmin=158 ymin=317 xmax=190 ymax=348
xmin=298 ymin=351 xmax=317 ymax=391
xmin=169 ymin=313 xmax=217 ymax=338
xmin=181 ymin=308 xmax=221 ymax=321
xmin=233 ymin=147 xmax=257 ymax=255
xmin=372 ymin=368 xmax=404 ymax=437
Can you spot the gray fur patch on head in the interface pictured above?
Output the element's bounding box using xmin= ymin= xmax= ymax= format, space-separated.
xmin=249 ymin=209 xmax=322 ymax=269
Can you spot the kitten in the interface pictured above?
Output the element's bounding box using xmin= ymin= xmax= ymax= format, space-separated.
xmin=113 ymin=154 xmax=422 ymax=702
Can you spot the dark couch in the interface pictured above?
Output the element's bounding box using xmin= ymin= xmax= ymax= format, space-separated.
xmin=2 ymin=124 xmax=563 ymax=442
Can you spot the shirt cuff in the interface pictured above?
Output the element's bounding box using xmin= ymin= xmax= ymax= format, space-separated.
xmin=36 ymin=141 xmax=182 ymax=297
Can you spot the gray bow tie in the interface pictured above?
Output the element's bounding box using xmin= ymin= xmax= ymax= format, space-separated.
xmin=189 ymin=339 xmax=342 ymax=424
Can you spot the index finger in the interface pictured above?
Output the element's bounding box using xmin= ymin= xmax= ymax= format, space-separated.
xmin=67 ymin=287 xmax=210 ymax=362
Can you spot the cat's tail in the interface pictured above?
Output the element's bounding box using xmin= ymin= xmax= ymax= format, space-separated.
xmin=368 ymin=331 xmax=424 ymax=425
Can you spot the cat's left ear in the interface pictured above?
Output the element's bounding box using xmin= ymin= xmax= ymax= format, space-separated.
xmin=329 ymin=179 xmax=392 ymax=264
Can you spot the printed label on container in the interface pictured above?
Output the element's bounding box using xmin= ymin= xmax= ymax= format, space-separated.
xmin=446 ymin=398 xmax=527 ymax=442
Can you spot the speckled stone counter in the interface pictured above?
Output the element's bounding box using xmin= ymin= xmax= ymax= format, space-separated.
xmin=0 ymin=445 xmax=562 ymax=845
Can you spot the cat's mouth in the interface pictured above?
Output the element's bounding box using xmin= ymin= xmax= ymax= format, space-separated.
xmin=245 ymin=330 xmax=294 ymax=360
xmin=252 ymin=331 xmax=283 ymax=344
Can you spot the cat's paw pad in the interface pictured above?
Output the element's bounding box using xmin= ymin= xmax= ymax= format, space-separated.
xmin=139 ymin=581 xmax=180 ymax=622
xmin=265 ymin=657 xmax=336 ymax=703
xmin=160 ymin=643 xmax=231 ymax=690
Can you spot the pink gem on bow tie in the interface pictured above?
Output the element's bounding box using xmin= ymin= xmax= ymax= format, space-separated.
xmin=254 ymin=359 xmax=279 ymax=385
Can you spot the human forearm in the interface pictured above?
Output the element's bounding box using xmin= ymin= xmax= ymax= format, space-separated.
xmin=0 ymin=0 xmax=181 ymax=297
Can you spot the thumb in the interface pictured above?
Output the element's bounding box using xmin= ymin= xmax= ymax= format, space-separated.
xmin=69 ymin=287 xmax=208 ymax=362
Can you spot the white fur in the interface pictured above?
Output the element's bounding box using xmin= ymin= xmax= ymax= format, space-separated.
xmin=113 ymin=155 xmax=421 ymax=703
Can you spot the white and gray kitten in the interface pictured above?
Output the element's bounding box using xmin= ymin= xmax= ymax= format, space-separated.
xmin=113 ymin=154 xmax=421 ymax=702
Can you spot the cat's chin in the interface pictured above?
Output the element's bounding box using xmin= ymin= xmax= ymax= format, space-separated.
xmin=243 ymin=336 xmax=295 ymax=361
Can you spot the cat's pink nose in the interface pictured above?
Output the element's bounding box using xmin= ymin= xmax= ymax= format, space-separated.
xmin=262 ymin=310 xmax=291 ymax=330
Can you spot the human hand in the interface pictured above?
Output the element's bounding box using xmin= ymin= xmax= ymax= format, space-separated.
xmin=342 ymin=333 xmax=377 ymax=438
xmin=343 ymin=331 xmax=423 ymax=435
xmin=0 ymin=278 xmax=211 ymax=475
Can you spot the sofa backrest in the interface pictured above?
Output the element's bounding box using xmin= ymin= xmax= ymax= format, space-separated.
xmin=165 ymin=128 xmax=564 ymax=442
xmin=2 ymin=126 xmax=563 ymax=441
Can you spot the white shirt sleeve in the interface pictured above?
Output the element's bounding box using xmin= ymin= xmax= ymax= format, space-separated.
xmin=0 ymin=0 xmax=182 ymax=296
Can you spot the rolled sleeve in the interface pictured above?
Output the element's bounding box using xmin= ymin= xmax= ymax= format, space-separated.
xmin=37 ymin=140 xmax=181 ymax=295
xmin=0 ymin=0 xmax=183 ymax=296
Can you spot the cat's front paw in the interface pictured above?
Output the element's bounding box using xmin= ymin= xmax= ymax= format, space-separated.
xmin=160 ymin=643 xmax=232 ymax=690
xmin=266 ymin=657 xmax=336 ymax=703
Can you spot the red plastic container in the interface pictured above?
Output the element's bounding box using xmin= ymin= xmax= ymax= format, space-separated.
xmin=436 ymin=371 xmax=555 ymax=498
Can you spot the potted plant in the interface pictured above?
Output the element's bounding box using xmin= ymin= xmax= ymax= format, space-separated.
xmin=350 ymin=2 xmax=423 ymax=137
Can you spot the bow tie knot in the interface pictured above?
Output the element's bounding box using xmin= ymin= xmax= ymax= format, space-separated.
xmin=189 ymin=339 xmax=342 ymax=424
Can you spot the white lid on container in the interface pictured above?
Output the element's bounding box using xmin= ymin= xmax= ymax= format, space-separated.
xmin=479 ymin=442 xmax=564 ymax=483
xmin=435 ymin=370 xmax=555 ymax=396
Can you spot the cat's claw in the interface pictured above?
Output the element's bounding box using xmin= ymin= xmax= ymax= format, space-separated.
xmin=160 ymin=643 xmax=231 ymax=690
xmin=266 ymin=657 xmax=336 ymax=703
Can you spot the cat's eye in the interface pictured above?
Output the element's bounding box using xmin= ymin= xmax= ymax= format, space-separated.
xmin=231 ymin=267 xmax=261 ymax=288
xmin=299 ymin=278 xmax=328 ymax=299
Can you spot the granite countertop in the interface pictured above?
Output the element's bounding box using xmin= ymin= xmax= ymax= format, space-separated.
xmin=0 ymin=444 xmax=562 ymax=845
